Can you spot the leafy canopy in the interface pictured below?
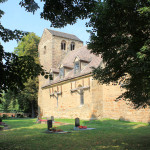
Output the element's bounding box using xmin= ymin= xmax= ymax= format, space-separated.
xmin=0 ymin=0 xmax=46 ymax=96
xmin=19 ymin=0 xmax=97 ymax=27
xmin=14 ymin=33 xmax=40 ymax=116
xmin=88 ymin=0 xmax=150 ymax=108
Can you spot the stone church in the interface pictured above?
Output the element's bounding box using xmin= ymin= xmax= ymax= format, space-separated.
xmin=38 ymin=29 xmax=150 ymax=123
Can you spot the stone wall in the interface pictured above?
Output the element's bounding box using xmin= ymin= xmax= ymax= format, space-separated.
xmin=103 ymin=84 xmax=150 ymax=123
xmin=0 ymin=113 xmax=30 ymax=117
xmin=40 ymin=76 xmax=103 ymax=120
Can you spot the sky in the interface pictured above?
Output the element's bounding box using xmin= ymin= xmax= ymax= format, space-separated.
xmin=0 ymin=0 xmax=92 ymax=53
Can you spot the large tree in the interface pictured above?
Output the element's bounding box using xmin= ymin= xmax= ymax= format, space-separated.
xmin=0 ymin=0 xmax=46 ymax=97
xmin=14 ymin=33 xmax=40 ymax=117
xmin=88 ymin=0 xmax=150 ymax=108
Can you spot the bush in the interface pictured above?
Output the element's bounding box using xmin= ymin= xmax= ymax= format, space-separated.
xmin=2 ymin=114 xmax=8 ymax=119
xmin=20 ymin=115 xmax=24 ymax=118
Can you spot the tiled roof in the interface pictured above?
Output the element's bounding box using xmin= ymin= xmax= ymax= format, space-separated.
xmin=47 ymin=29 xmax=83 ymax=42
xmin=42 ymin=46 xmax=102 ymax=88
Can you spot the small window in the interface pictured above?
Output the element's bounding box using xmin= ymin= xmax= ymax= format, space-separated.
xmin=61 ymin=40 xmax=66 ymax=50
xmin=70 ymin=42 xmax=75 ymax=50
xmin=74 ymin=61 xmax=80 ymax=74
xmin=80 ymin=89 xmax=84 ymax=105
xmin=43 ymin=46 xmax=46 ymax=54
xmin=59 ymin=68 xmax=64 ymax=79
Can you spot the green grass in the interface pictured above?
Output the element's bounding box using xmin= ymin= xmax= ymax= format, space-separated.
xmin=0 ymin=118 xmax=150 ymax=150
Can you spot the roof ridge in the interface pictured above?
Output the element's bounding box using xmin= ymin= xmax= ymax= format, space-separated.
xmin=46 ymin=29 xmax=83 ymax=42
xmin=47 ymin=29 xmax=77 ymax=37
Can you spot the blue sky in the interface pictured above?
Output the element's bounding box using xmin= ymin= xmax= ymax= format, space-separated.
xmin=0 ymin=0 xmax=92 ymax=53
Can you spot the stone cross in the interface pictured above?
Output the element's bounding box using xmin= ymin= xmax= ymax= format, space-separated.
xmin=75 ymin=118 xmax=80 ymax=127
xmin=47 ymin=120 xmax=52 ymax=131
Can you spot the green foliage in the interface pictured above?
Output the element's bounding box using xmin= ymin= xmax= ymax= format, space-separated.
xmin=0 ymin=91 xmax=19 ymax=112
xmin=2 ymin=114 xmax=7 ymax=119
xmin=19 ymin=0 xmax=97 ymax=27
xmin=0 ymin=0 xmax=45 ymax=97
xmin=87 ymin=0 xmax=150 ymax=108
xmin=14 ymin=32 xmax=40 ymax=60
xmin=13 ymin=33 xmax=40 ymax=116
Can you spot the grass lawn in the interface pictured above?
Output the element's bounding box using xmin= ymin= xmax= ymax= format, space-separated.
xmin=0 ymin=118 xmax=150 ymax=150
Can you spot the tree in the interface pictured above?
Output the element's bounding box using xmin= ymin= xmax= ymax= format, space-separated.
xmin=87 ymin=0 xmax=150 ymax=108
xmin=16 ymin=78 xmax=38 ymax=117
xmin=0 ymin=0 xmax=45 ymax=96
xmin=19 ymin=0 xmax=96 ymax=27
xmin=0 ymin=90 xmax=19 ymax=112
xmin=14 ymin=33 xmax=40 ymax=117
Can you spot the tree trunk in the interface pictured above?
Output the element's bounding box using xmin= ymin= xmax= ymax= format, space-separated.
xmin=31 ymin=102 xmax=35 ymax=118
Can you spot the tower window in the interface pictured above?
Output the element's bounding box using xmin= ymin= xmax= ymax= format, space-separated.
xmin=61 ymin=40 xmax=66 ymax=50
xmin=70 ymin=42 xmax=75 ymax=50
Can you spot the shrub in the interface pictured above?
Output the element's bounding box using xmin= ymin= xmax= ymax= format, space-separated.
xmin=2 ymin=114 xmax=8 ymax=119
xmin=20 ymin=115 xmax=24 ymax=118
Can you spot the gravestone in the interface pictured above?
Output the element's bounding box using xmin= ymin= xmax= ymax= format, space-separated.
xmin=47 ymin=120 xmax=52 ymax=131
xmin=51 ymin=116 xmax=54 ymax=121
xmin=75 ymin=118 xmax=80 ymax=127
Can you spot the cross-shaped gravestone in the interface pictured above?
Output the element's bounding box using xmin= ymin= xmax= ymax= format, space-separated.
xmin=75 ymin=118 xmax=80 ymax=127
xmin=47 ymin=120 xmax=52 ymax=131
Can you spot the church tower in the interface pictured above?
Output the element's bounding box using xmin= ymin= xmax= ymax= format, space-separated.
xmin=38 ymin=29 xmax=83 ymax=116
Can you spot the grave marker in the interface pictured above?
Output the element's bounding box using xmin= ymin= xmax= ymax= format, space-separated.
xmin=47 ymin=120 xmax=52 ymax=131
xmin=75 ymin=118 xmax=80 ymax=127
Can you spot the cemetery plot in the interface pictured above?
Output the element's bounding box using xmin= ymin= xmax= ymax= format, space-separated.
xmin=74 ymin=118 xmax=96 ymax=131
xmin=44 ymin=117 xmax=95 ymax=134
xmin=44 ymin=119 xmax=71 ymax=134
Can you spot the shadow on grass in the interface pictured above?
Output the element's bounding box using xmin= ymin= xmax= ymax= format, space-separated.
xmin=0 ymin=118 xmax=150 ymax=150
xmin=3 ymin=118 xmax=37 ymax=129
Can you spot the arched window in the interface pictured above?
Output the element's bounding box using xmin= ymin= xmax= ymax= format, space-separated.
xmin=70 ymin=42 xmax=75 ymax=50
xmin=61 ymin=40 xmax=66 ymax=50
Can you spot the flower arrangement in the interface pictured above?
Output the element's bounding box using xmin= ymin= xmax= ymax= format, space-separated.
xmin=78 ymin=126 xmax=87 ymax=129
xmin=49 ymin=127 xmax=63 ymax=132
